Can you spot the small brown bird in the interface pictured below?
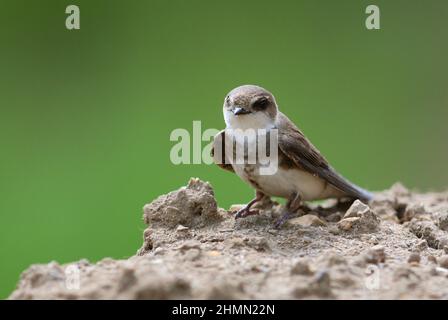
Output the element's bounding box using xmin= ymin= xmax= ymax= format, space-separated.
xmin=212 ymin=85 xmax=372 ymax=228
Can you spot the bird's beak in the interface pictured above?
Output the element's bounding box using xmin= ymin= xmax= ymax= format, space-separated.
xmin=233 ymin=107 xmax=251 ymax=115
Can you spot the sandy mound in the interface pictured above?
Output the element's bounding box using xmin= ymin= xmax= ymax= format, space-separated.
xmin=9 ymin=178 xmax=448 ymax=299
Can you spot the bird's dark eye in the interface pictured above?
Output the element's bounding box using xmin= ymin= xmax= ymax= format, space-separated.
xmin=252 ymin=97 xmax=269 ymax=110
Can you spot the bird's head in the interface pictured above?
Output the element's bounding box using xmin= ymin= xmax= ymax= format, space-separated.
xmin=223 ymin=85 xmax=278 ymax=130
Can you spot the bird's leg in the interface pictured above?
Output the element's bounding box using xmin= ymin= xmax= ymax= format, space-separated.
xmin=274 ymin=192 xmax=302 ymax=229
xmin=235 ymin=191 xmax=266 ymax=219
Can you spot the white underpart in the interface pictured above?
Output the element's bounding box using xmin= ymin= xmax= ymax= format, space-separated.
xmin=224 ymin=110 xmax=332 ymax=201
xmin=224 ymin=109 xmax=274 ymax=131
xmin=251 ymin=166 xmax=328 ymax=200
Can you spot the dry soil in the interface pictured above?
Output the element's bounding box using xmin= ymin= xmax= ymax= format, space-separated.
xmin=9 ymin=178 xmax=448 ymax=299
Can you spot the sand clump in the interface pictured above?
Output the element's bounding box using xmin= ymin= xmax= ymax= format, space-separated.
xmin=8 ymin=179 xmax=448 ymax=299
xmin=141 ymin=178 xmax=222 ymax=229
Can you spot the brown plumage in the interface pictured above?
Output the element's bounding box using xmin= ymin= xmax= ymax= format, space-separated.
xmin=212 ymin=85 xmax=372 ymax=227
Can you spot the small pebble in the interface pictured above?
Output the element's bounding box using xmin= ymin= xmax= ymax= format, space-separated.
xmin=207 ymin=250 xmax=221 ymax=257
xmin=287 ymin=214 xmax=327 ymax=227
xmin=326 ymin=253 xmax=347 ymax=267
xmin=438 ymin=255 xmax=448 ymax=269
xmin=311 ymin=270 xmax=332 ymax=297
xmin=290 ymin=259 xmax=313 ymax=276
xmin=427 ymin=255 xmax=437 ymax=264
xmin=436 ymin=267 xmax=448 ymax=276
xmin=407 ymin=252 xmax=421 ymax=264
xmin=364 ymin=245 xmax=386 ymax=264
xmin=176 ymin=224 xmax=189 ymax=232
xmin=153 ymin=247 xmax=165 ymax=256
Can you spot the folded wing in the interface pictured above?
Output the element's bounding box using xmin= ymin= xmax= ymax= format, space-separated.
xmin=276 ymin=113 xmax=372 ymax=201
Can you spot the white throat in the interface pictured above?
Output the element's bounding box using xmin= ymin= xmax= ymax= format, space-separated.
xmin=224 ymin=110 xmax=275 ymax=131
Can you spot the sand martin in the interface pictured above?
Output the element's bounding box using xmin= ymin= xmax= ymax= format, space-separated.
xmin=212 ymin=84 xmax=373 ymax=228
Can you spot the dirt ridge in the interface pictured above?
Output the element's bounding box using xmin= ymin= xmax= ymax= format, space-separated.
xmin=9 ymin=178 xmax=448 ymax=299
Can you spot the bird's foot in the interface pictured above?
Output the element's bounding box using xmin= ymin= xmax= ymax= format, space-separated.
xmin=235 ymin=207 xmax=260 ymax=219
xmin=274 ymin=212 xmax=291 ymax=229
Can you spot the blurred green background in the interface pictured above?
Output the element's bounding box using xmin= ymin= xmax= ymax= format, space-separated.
xmin=0 ymin=0 xmax=447 ymax=298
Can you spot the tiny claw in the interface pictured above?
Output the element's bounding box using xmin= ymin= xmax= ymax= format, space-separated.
xmin=274 ymin=212 xmax=291 ymax=229
xmin=235 ymin=208 xmax=259 ymax=220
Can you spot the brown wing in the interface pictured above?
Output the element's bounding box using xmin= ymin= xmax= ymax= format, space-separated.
xmin=276 ymin=113 xmax=372 ymax=201
xmin=211 ymin=130 xmax=235 ymax=173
